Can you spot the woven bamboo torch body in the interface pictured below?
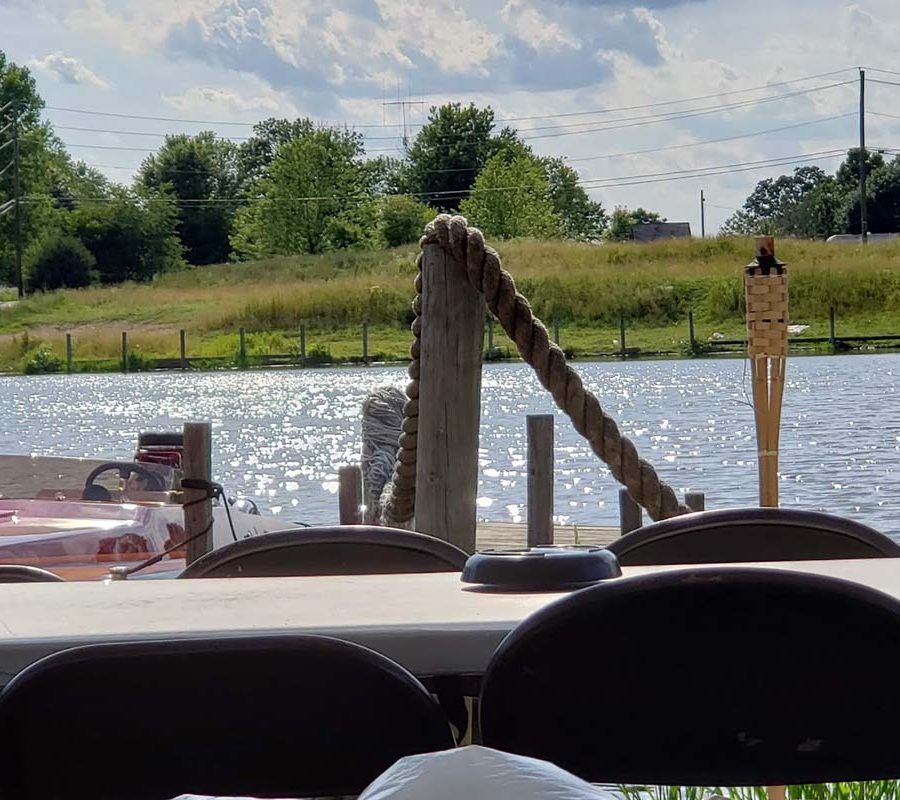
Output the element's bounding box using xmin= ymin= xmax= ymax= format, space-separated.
xmin=745 ymin=236 xmax=788 ymax=508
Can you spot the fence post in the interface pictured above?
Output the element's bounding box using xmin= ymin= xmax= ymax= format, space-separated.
xmin=121 ymin=331 xmax=128 ymax=373
xmin=619 ymin=488 xmax=642 ymax=534
xmin=183 ymin=421 xmax=213 ymax=565
xmin=527 ymin=414 xmax=554 ymax=547
xmin=619 ymin=319 xmax=627 ymax=359
xmin=688 ymin=310 xmax=696 ymax=350
xmin=553 ymin=318 xmax=560 ymax=347
xmin=299 ymin=325 xmax=307 ymax=365
xmin=415 ymin=238 xmax=486 ymax=553
xmin=179 ymin=329 xmax=187 ymax=370
xmin=338 ymin=465 xmax=363 ymax=525
xmin=829 ymin=306 xmax=836 ymax=346
xmin=685 ymin=491 xmax=706 ymax=512
xmin=239 ymin=327 xmax=246 ymax=364
xmin=65 ymin=333 xmax=72 ymax=374
xmin=362 ymin=322 xmax=369 ymax=365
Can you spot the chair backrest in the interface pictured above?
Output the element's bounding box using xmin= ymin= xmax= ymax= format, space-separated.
xmin=479 ymin=567 xmax=900 ymax=786
xmin=0 ymin=634 xmax=455 ymax=800
xmin=0 ymin=565 xmax=64 ymax=583
xmin=179 ymin=525 xmax=469 ymax=579
xmin=606 ymin=507 xmax=900 ymax=565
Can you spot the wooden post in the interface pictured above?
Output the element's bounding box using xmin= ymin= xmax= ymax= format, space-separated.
xmin=688 ymin=311 xmax=696 ymax=350
xmin=179 ymin=329 xmax=187 ymax=370
xmin=121 ymin=331 xmax=128 ymax=373
xmin=362 ymin=322 xmax=369 ymax=365
xmin=619 ymin=488 xmax=642 ymax=534
xmin=299 ymin=325 xmax=307 ymax=365
xmin=685 ymin=491 xmax=706 ymax=512
xmin=553 ymin=318 xmax=560 ymax=347
xmin=829 ymin=306 xmax=836 ymax=346
xmin=239 ymin=327 xmax=246 ymax=363
xmin=415 ymin=240 xmax=486 ymax=553
xmin=619 ymin=319 xmax=626 ymax=358
xmin=65 ymin=333 xmax=72 ymax=374
xmin=183 ymin=422 xmax=213 ymax=565
xmin=526 ymin=415 xmax=554 ymax=547
xmin=338 ymin=465 xmax=363 ymax=525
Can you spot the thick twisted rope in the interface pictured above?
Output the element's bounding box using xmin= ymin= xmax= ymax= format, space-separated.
xmin=380 ymin=214 xmax=689 ymax=525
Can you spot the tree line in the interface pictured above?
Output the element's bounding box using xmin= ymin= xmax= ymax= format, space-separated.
xmin=3 ymin=52 xmax=675 ymax=293
xmin=721 ymin=149 xmax=897 ymax=238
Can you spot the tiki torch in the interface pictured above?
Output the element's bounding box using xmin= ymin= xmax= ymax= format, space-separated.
xmin=745 ymin=236 xmax=788 ymax=508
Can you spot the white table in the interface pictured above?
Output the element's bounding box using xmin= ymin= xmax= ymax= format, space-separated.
xmin=1 ymin=558 xmax=900 ymax=684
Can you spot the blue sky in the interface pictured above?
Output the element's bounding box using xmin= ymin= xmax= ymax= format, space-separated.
xmin=1 ymin=0 xmax=897 ymax=231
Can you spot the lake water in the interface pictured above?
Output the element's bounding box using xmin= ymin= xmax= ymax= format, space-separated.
xmin=2 ymin=354 xmax=899 ymax=535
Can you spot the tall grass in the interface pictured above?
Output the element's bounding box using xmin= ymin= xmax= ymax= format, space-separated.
xmin=2 ymin=237 xmax=900 ymax=338
xmin=617 ymin=782 xmax=900 ymax=800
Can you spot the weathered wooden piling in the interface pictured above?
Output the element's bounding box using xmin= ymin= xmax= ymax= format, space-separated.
xmin=415 ymin=239 xmax=486 ymax=553
xmin=183 ymin=422 xmax=214 ymax=565
xmin=527 ymin=414 xmax=554 ymax=547
xmin=338 ymin=465 xmax=363 ymax=525
xmin=619 ymin=488 xmax=642 ymax=534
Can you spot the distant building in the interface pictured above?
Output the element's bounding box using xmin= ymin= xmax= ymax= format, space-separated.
xmin=630 ymin=222 xmax=692 ymax=242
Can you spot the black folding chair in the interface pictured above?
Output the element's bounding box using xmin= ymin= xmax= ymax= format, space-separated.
xmin=480 ymin=567 xmax=900 ymax=786
xmin=607 ymin=507 xmax=900 ymax=565
xmin=0 ymin=634 xmax=455 ymax=799
xmin=179 ymin=525 xmax=469 ymax=578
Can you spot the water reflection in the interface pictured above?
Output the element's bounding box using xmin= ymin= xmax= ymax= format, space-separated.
xmin=3 ymin=354 xmax=898 ymax=535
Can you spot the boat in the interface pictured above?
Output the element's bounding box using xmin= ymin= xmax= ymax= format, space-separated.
xmin=0 ymin=433 xmax=295 ymax=581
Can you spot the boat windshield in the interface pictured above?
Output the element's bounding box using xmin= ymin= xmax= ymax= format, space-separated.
xmin=0 ymin=455 xmax=178 ymax=502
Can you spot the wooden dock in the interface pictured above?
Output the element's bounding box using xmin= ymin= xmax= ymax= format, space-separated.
xmin=475 ymin=521 xmax=620 ymax=551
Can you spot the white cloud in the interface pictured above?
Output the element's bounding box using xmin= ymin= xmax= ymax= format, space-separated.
xmin=500 ymin=0 xmax=580 ymax=52
xmin=29 ymin=51 xmax=111 ymax=88
xmin=162 ymin=83 xmax=297 ymax=116
xmin=375 ymin=0 xmax=502 ymax=76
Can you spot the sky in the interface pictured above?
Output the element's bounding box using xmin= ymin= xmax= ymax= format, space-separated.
xmin=1 ymin=0 xmax=898 ymax=232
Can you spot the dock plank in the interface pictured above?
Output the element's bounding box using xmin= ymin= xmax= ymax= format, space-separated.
xmin=475 ymin=521 xmax=619 ymax=551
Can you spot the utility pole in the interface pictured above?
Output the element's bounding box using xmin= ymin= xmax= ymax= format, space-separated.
xmin=0 ymin=102 xmax=22 ymax=296
xmin=12 ymin=111 xmax=22 ymax=298
xmin=700 ymin=189 xmax=706 ymax=238
xmin=859 ymin=68 xmax=868 ymax=245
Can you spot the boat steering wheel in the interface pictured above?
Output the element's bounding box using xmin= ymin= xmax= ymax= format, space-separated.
xmin=84 ymin=462 xmax=167 ymax=495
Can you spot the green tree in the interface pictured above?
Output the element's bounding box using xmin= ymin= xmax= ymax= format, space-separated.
xmin=231 ymin=126 xmax=367 ymax=257
xmin=604 ymin=206 xmax=665 ymax=241
xmin=460 ymin=152 xmax=560 ymax=240
xmin=236 ymin=117 xmax=315 ymax=187
xmin=137 ymin=132 xmax=239 ymax=265
xmin=721 ymin=166 xmax=828 ymax=236
xmin=69 ymin=188 xmax=183 ymax=283
xmin=543 ymin=158 xmax=607 ymax=241
xmin=842 ymin=155 xmax=900 ymax=234
xmin=25 ymin=233 xmax=96 ymax=291
xmin=404 ymin=103 xmax=519 ymax=211
xmin=378 ymin=195 xmax=432 ymax=247
xmin=0 ymin=51 xmax=62 ymax=287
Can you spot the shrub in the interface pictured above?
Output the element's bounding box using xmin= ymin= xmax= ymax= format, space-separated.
xmin=25 ymin=235 xmax=96 ymax=292
xmin=24 ymin=346 xmax=64 ymax=374
xmin=379 ymin=196 xmax=432 ymax=247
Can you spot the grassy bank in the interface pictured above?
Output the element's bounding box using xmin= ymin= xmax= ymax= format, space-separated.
xmin=2 ymin=236 xmax=900 ymax=373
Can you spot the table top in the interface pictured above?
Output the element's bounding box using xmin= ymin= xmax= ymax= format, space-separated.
xmin=1 ymin=558 xmax=899 ymax=683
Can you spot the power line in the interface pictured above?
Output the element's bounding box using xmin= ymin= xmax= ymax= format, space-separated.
xmin=45 ymin=80 xmax=855 ymax=158
xmin=26 ymin=150 xmax=846 ymax=206
xmin=42 ymin=67 xmax=859 ymax=129
xmin=566 ymin=113 xmax=854 ymax=164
